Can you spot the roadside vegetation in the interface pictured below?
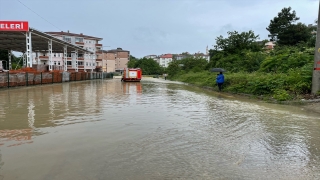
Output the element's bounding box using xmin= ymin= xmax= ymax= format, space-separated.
xmin=167 ymin=7 xmax=317 ymax=102
xmin=127 ymin=55 xmax=164 ymax=75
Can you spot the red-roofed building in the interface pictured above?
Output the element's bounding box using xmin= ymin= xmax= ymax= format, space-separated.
xmin=159 ymin=54 xmax=173 ymax=67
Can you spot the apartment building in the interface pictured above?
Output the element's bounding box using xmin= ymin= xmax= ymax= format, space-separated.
xmin=98 ymin=50 xmax=115 ymax=72
xmin=159 ymin=54 xmax=173 ymax=68
xmin=103 ymin=48 xmax=130 ymax=72
xmin=35 ymin=31 xmax=103 ymax=72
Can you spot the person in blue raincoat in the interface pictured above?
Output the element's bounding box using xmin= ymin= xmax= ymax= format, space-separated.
xmin=216 ymin=72 xmax=224 ymax=91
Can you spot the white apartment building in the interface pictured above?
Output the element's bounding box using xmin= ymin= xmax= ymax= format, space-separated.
xmin=33 ymin=31 xmax=103 ymax=72
xmin=159 ymin=54 xmax=173 ymax=68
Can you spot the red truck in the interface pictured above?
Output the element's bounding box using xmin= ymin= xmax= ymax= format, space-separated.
xmin=121 ymin=68 xmax=142 ymax=82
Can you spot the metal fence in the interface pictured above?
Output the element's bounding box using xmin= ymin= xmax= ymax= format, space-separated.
xmin=0 ymin=72 xmax=114 ymax=88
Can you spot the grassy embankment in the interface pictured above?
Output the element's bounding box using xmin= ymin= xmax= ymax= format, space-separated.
xmin=170 ymin=68 xmax=313 ymax=103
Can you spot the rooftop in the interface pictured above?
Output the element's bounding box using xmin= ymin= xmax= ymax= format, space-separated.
xmin=160 ymin=54 xmax=173 ymax=58
xmin=45 ymin=31 xmax=103 ymax=40
xmin=102 ymin=48 xmax=130 ymax=53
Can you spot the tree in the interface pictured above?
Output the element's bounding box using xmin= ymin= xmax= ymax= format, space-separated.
xmin=130 ymin=57 xmax=163 ymax=75
xmin=127 ymin=55 xmax=138 ymax=68
xmin=277 ymin=23 xmax=312 ymax=46
xmin=266 ymin=7 xmax=300 ymax=42
xmin=213 ymin=30 xmax=262 ymax=54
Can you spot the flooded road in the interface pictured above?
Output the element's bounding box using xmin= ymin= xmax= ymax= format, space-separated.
xmin=0 ymin=78 xmax=320 ymax=180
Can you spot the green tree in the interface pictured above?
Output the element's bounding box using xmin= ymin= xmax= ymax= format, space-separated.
xmin=166 ymin=60 xmax=181 ymax=77
xmin=277 ymin=23 xmax=312 ymax=46
xmin=214 ymin=30 xmax=262 ymax=54
xmin=266 ymin=7 xmax=300 ymax=42
xmin=132 ymin=58 xmax=163 ymax=75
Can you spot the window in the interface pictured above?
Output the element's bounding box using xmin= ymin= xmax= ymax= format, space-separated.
xmin=75 ymin=37 xmax=83 ymax=42
xmin=54 ymin=61 xmax=56 ymax=65
xmin=67 ymin=61 xmax=72 ymax=65
xmin=93 ymin=63 xmax=95 ymax=66
xmin=86 ymin=62 xmax=88 ymax=66
xmin=58 ymin=62 xmax=61 ymax=65
xmin=63 ymin=36 xmax=72 ymax=42
xmin=78 ymin=61 xmax=83 ymax=65
xmin=54 ymin=53 xmax=56 ymax=57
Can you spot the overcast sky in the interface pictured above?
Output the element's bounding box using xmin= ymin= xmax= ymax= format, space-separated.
xmin=0 ymin=0 xmax=318 ymax=57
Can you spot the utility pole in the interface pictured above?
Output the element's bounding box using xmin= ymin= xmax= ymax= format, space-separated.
xmin=312 ymin=0 xmax=320 ymax=94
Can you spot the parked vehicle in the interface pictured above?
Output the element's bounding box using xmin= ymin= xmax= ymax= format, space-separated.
xmin=121 ymin=68 xmax=142 ymax=82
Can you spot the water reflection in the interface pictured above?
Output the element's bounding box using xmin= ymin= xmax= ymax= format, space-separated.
xmin=121 ymin=82 xmax=142 ymax=94
xmin=0 ymin=80 xmax=110 ymax=147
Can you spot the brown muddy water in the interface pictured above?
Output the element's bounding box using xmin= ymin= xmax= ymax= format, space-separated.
xmin=0 ymin=78 xmax=320 ymax=180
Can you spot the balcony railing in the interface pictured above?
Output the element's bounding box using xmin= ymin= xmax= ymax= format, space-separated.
xmin=96 ymin=58 xmax=102 ymax=61
xmin=39 ymin=56 xmax=48 ymax=59
xmin=75 ymin=42 xmax=85 ymax=45
xmin=95 ymin=44 xmax=102 ymax=47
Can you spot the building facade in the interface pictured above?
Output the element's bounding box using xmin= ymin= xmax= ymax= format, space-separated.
xmin=265 ymin=41 xmax=276 ymax=50
xmin=34 ymin=31 xmax=103 ymax=72
xmin=159 ymin=54 xmax=173 ymax=68
xmin=103 ymin=48 xmax=130 ymax=72
xmin=144 ymin=55 xmax=160 ymax=64
xmin=194 ymin=53 xmax=210 ymax=62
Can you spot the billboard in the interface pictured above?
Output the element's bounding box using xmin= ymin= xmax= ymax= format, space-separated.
xmin=0 ymin=21 xmax=29 ymax=31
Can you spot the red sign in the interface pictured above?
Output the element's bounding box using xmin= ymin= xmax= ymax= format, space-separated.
xmin=0 ymin=21 xmax=29 ymax=31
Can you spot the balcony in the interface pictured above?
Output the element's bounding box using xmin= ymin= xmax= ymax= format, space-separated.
xmin=75 ymin=42 xmax=84 ymax=45
xmin=78 ymin=57 xmax=84 ymax=60
xmin=95 ymin=44 xmax=102 ymax=47
xmin=78 ymin=65 xmax=84 ymax=68
xmin=96 ymin=51 xmax=102 ymax=54
xmin=67 ymin=57 xmax=72 ymax=60
xmin=39 ymin=56 xmax=48 ymax=59
xmin=96 ymin=58 xmax=102 ymax=61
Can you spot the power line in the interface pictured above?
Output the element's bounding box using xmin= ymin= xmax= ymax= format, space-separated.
xmin=17 ymin=0 xmax=62 ymax=31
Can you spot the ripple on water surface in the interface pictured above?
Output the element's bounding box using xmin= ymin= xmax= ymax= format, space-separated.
xmin=0 ymin=79 xmax=320 ymax=179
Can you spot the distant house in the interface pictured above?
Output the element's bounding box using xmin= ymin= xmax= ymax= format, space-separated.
xmin=144 ymin=55 xmax=160 ymax=64
xmin=159 ymin=54 xmax=173 ymax=68
xmin=194 ymin=53 xmax=210 ymax=62
xmin=175 ymin=54 xmax=189 ymax=60
xmin=265 ymin=41 xmax=276 ymax=50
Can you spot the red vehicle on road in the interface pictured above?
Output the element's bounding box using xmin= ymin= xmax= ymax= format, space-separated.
xmin=121 ymin=68 xmax=142 ymax=82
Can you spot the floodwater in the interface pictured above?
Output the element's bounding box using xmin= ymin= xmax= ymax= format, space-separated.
xmin=0 ymin=78 xmax=320 ymax=180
